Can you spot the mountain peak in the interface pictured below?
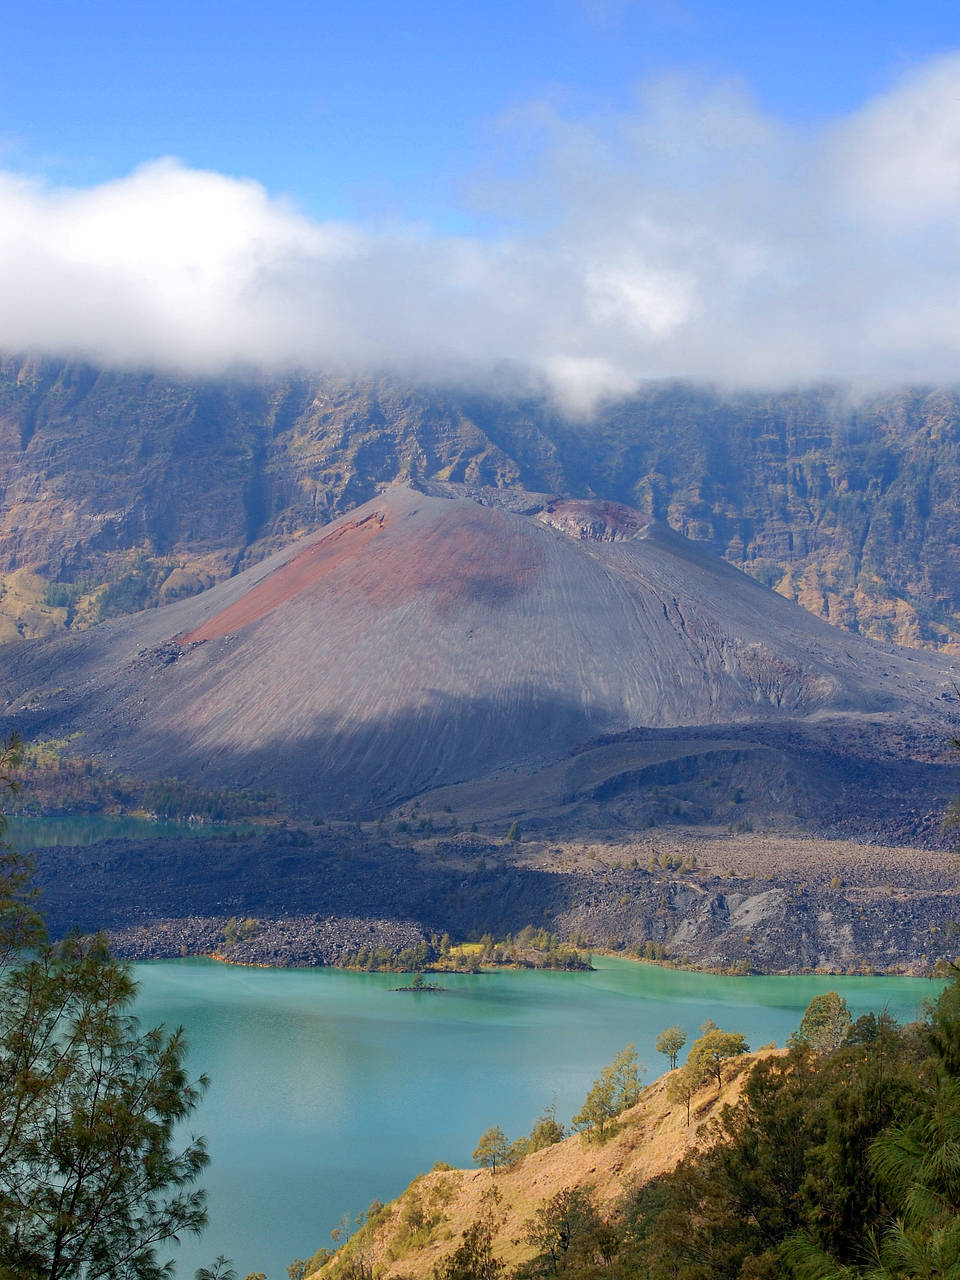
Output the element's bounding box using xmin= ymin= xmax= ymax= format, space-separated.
xmin=3 ymin=482 xmax=949 ymax=818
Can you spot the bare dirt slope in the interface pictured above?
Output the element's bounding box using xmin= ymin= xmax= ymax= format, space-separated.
xmin=1 ymin=483 xmax=956 ymax=821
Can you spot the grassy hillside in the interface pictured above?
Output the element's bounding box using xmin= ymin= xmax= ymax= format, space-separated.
xmin=300 ymin=1050 xmax=773 ymax=1280
xmin=294 ymin=974 xmax=960 ymax=1280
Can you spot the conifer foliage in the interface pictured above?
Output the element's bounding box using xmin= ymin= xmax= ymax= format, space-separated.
xmin=0 ymin=739 xmax=210 ymax=1280
xmin=605 ymin=986 xmax=960 ymax=1279
xmin=392 ymin=986 xmax=960 ymax=1280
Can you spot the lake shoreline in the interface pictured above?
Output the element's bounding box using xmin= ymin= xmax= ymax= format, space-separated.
xmin=129 ymin=933 xmax=941 ymax=980
xmin=25 ymin=821 xmax=960 ymax=977
xmin=60 ymin=898 xmax=952 ymax=979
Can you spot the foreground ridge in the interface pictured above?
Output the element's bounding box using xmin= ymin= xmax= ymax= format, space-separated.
xmin=306 ymin=1051 xmax=778 ymax=1280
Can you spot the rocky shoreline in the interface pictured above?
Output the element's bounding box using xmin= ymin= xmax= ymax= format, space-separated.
xmin=28 ymin=825 xmax=960 ymax=975
xmin=106 ymin=913 xmax=426 ymax=967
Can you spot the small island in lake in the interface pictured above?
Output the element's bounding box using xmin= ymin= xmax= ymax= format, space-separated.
xmin=392 ymin=972 xmax=446 ymax=992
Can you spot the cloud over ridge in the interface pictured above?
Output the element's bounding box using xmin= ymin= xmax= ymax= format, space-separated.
xmin=3 ymin=54 xmax=960 ymax=405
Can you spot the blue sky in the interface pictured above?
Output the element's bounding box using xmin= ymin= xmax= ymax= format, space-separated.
xmin=3 ymin=0 xmax=958 ymax=225
xmin=1 ymin=1 xmax=960 ymax=397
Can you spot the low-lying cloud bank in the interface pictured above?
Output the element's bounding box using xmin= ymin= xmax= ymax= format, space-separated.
xmin=3 ymin=54 xmax=960 ymax=407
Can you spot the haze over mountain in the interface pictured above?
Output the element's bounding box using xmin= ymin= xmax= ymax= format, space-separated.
xmin=9 ymin=16 xmax=960 ymax=1280
xmin=1 ymin=481 xmax=953 ymax=821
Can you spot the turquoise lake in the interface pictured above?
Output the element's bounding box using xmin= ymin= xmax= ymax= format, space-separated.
xmin=131 ymin=958 xmax=943 ymax=1279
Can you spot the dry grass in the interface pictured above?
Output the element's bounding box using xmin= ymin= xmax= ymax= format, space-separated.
xmin=313 ymin=1051 xmax=780 ymax=1280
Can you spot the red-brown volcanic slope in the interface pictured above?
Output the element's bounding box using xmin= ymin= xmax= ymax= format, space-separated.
xmin=178 ymin=512 xmax=387 ymax=644
xmin=179 ymin=501 xmax=543 ymax=645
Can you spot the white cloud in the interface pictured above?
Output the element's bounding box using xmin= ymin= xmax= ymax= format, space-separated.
xmin=828 ymin=56 xmax=960 ymax=229
xmin=3 ymin=56 xmax=960 ymax=405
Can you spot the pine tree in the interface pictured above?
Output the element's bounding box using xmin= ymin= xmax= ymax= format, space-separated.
xmin=0 ymin=738 xmax=210 ymax=1280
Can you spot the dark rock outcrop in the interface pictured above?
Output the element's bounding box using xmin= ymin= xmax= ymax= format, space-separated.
xmin=29 ymin=828 xmax=960 ymax=974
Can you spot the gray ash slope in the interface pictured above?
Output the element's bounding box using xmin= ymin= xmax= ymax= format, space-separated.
xmin=1 ymin=482 xmax=955 ymax=818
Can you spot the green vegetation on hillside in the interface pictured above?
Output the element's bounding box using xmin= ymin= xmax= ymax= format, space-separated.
xmin=339 ymin=928 xmax=591 ymax=974
xmin=553 ymin=992 xmax=960 ymax=1277
xmin=571 ymin=1045 xmax=644 ymax=1139
xmin=8 ymin=737 xmax=281 ymax=820
xmin=0 ymin=737 xmax=212 ymax=1280
xmin=468 ymin=1105 xmax=568 ymax=1180
xmin=309 ymin=983 xmax=960 ymax=1280
xmin=655 ymin=1024 xmax=687 ymax=1070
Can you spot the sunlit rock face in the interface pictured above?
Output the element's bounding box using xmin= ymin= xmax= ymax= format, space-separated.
xmin=0 ymin=482 xmax=952 ymax=814
xmin=3 ymin=361 xmax=960 ymax=653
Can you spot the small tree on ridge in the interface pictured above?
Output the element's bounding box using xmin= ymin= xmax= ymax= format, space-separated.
xmin=656 ymin=1025 xmax=687 ymax=1071
xmin=473 ymin=1126 xmax=511 ymax=1174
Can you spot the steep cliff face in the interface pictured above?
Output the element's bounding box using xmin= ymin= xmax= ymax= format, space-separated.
xmin=580 ymin=385 xmax=960 ymax=653
xmin=1 ymin=356 xmax=959 ymax=649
